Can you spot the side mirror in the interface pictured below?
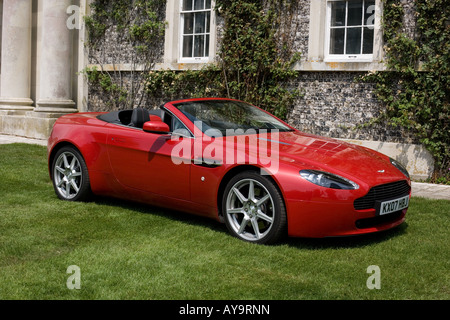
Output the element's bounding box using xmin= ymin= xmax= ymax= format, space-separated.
xmin=143 ymin=116 xmax=170 ymax=134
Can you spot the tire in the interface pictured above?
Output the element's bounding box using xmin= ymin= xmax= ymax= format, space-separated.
xmin=51 ymin=146 xmax=91 ymax=201
xmin=222 ymin=171 xmax=287 ymax=244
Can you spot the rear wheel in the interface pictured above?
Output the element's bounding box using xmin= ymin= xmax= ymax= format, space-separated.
xmin=222 ymin=171 xmax=287 ymax=244
xmin=52 ymin=146 xmax=91 ymax=201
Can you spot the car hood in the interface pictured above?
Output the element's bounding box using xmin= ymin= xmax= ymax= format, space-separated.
xmin=256 ymin=130 xmax=407 ymax=186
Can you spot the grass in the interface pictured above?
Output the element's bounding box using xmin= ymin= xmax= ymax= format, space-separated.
xmin=0 ymin=143 xmax=449 ymax=300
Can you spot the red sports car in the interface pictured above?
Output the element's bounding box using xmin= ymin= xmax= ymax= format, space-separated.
xmin=48 ymin=98 xmax=411 ymax=244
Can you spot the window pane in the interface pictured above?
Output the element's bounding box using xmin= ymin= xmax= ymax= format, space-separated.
xmin=183 ymin=0 xmax=192 ymax=11
xmin=205 ymin=34 xmax=210 ymax=56
xmin=194 ymin=35 xmax=205 ymax=57
xmin=205 ymin=0 xmax=211 ymax=9
xmin=346 ymin=27 xmax=362 ymax=54
xmin=206 ymin=11 xmax=210 ymax=33
xmin=195 ymin=12 xmax=206 ymax=33
xmin=331 ymin=1 xmax=346 ymax=27
xmin=364 ymin=0 xmax=375 ymax=26
xmin=183 ymin=35 xmax=193 ymax=57
xmin=183 ymin=13 xmax=194 ymax=34
xmin=347 ymin=0 xmax=363 ymax=26
xmin=330 ymin=28 xmax=345 ymax=54
xmin=362 ymin=27 xmax=374 ymax=53
xmin=194 ymin=0 xmax=204 ymax=10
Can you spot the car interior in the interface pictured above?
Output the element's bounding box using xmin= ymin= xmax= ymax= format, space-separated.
xmin=97 ymin=107 xmax=189 ymax=135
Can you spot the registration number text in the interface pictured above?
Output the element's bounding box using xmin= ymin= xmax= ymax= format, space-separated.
xmin=378 ymin=195 xmax=409 ymax=215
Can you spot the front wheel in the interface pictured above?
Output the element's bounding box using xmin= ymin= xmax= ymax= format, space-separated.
xmin=222 ymin=171 xmax=287 ymax=244
xmin=52 ymin=146 xmax=91 ymax=201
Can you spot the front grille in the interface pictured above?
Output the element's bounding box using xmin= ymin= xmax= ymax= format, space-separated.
xmin=354 ymin=180 xmax=411 ymax=210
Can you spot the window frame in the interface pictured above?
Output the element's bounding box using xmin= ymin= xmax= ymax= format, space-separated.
xmin=163 ymin=0 xmax=217 ymax=68
xmin=324 ymin=0 xmax=376 ymax=62
xmin=178 ymin=0 xmax=214 ymax=64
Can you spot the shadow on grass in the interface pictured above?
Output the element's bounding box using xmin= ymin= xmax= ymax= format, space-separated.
xmin=91 ymin=195 xmax=408 ymax=250
xmin=281 ymin=223 xmax=408 ymax=250
xmin=93 ymin=196 xmax=228 ymax=233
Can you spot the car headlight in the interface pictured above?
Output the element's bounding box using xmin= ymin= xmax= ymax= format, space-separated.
xmin=390 ymin=158 xmax=410 ymax=179
xmin=300 ymin=170 xmax=359 ymax=190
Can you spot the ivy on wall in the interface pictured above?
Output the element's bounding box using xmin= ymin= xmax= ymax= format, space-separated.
xmin=213 ymin=0 xmax=302 ymax=118
xmin=146 ymin=0 xmax=302 ymax=119
xmin=84 ymin=0 xmax=167 ymax=110
xmin=84 ymin=0 xmax=448 ymax=181
xmin=362 ymin=0 xmax=449 ymax=182
xmin=85 ymin=0 xmax=300 ymax=118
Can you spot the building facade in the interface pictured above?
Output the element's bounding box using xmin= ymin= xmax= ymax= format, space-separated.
xmin=0 ymin=0 xmax=434 ymax=179
xmin=0 ymin=0 xmax=85 ymax=139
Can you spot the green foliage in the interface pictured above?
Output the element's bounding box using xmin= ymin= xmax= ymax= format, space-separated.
xmin=213 ymin=0 xmax=301 ymax=118
xmin=362 ymin=0 xmax=449 ymax=181
xmin=145 ymin=67 xmax=222 ymax=104
xmin=85 ymin=0 xmax=166 ymax=47
xmin=84 ymin=0 xmax=166 ymax=110
xmin=145 ymin=0 xmax=301 ymax=119
xmin=83 ymin=0 xmax=450 ymax=182
xmin=84 ymin=0 xmax=300 ymax=117
xmin=83 ymin=66 xmax=129 ymax=103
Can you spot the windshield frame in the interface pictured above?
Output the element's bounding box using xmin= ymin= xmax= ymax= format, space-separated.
xmin=173 ymin=99 xmax=294 ymax=137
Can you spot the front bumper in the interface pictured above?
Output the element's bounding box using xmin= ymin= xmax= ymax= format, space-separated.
xmin=286 ymin=198 xmax=408 ymax=238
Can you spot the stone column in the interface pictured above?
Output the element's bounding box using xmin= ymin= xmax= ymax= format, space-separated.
xmin=0 ymin=0 xmax=33 ymax=111
xmin=35 ymin=0 xmax=77 ymax=113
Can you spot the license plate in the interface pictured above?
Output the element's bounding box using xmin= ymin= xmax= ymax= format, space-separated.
xmin=377 ymin=195 xmax=410 ymax=216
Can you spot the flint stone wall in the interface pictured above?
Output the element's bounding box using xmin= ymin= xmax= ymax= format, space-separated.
xmin=87 ymin=1 xmax=419 ymax=145
xmin=286 ymin=71 xmax=418 ymax=144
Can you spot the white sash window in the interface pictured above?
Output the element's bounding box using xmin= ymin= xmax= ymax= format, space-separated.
xmin=325 ymin=0 xmax=376 ymax=62
xmin=180 ymin=0 xmax=212 ymax=62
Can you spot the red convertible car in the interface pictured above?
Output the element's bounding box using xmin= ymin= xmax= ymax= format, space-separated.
xmin=48 ymin=98 xmax=411 ymax=244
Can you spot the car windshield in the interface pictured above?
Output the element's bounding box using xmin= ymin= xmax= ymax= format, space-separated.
xmin=174 ymin=100 xmax=293 ymax=136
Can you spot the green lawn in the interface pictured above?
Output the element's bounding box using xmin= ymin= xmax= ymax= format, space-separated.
xmin=0 ymin=143 xmax=449 ymax=300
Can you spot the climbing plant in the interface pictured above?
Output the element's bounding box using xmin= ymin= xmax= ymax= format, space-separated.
xmin=362 ymin=0 xmax=449 ymax=182
xmin=146 ymin=0 xmax=302 ymax=119
xmin=84 ymin=0 xmax=166 ymax=110
xmin=213 ymin=0 xmax=302 ymax=118
xmin=84 ymin=0 xmax=300 ymax=117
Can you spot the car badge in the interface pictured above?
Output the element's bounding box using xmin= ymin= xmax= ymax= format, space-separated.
xmin=378 ymin=170 xmax=385 ymax=173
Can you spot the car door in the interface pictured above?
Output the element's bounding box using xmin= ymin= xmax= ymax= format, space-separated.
xmin=105 ymin=123 xmax=193 ymax=201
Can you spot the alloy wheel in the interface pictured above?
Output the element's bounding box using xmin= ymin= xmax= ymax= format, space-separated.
xmin=225 ymin=178 xmax=276 ymax=242
xmin=53 ymin=151 xmax=83 ymax=200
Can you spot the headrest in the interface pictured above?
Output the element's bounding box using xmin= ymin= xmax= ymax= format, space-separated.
xmin=130 ymin=108 xmax=150 ymax=128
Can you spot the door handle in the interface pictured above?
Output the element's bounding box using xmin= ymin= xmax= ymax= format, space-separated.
xmin=192 ymin=157 xmax=222 ymax=168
